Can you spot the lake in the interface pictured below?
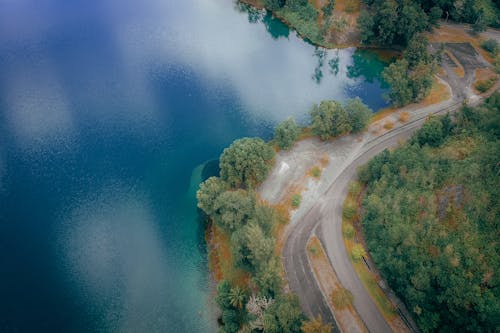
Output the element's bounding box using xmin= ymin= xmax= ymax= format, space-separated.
xmin=0 ymin=0 xmax=388 ymax=331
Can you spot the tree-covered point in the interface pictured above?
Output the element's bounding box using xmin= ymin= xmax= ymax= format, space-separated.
xmin=358 ymin=93 xmax=500 ymax=332
xmin=220 ymin=137 xmax=275 ymax=189
xmin=310 ymin=97 xmax=373 ymax=140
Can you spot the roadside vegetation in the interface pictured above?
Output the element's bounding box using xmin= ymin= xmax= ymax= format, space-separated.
xmin=198 ymin=97 xmax=373 ymax=332
xmin=357 ymin=92 xmax=500 ymax=332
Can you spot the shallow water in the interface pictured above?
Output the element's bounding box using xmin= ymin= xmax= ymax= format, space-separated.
xmin=0 ymin=0 xmax=388 ymax=331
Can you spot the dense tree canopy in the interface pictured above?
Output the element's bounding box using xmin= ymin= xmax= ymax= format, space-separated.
xmin=220 ymin=137 xmax=275 ymax=188
xmin=381 ymin=34 xmax=437 ymax=106
xmin=358 ymin=94 xmax=500 ymax=332
xmin=310 ymin=98 xmax=373 ymax=139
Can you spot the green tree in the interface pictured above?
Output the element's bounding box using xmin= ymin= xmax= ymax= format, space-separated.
xmin=344 ymin=97 xmax=373 ymax=133
xmin=404 ymin=34 xmax=431 ymax=68
xmin=213 ymin=190 xmax=256 ymax=232
xmin=416 ymin=117 xmax=444 ymax=147
xmin=310 ymin=100 xmax=351 ymax=140
xmin=409 ymin=61 xmax=434 ymax=100
xmin=245 ymin=223 xmax=275 ymax=270
xmin=265 ymin=0 xmax=286 ymax=11
xmin=322 ymin=0 xmax=335 ymax=18
xmin=274 ymin=117 xmax=300 ymax=150
xmin=263 ymin=294 xmax=305 ymax=332
xmin=382 ymin=59 xmax=413 ymax=106
xmin=220 ymin=137 xmax=275 ymax=188
xmin=196 ymin=176 xmax=228 ymax=216
xmin=253 ymin=257 xmax=283 ymax=297
xmin=229 ymin=286 xmax=247 ymax=309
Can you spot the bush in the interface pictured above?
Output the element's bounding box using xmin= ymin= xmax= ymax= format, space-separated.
xmin=343 ymin=201 xmax=357 ymax=219
xmin=311 ymin=166 xmax=322 ymax=178
xmin=291 ymin=194 xmax=301 ymax=207
xmin=348 ymin=181 xmax=361 ymax=196
xmin=344 ymin=223 xmax=355 ymax=239
xmin=417 ymin=117 xmax=444 ymax=147
xmin=351 ymin=244 xmax=366 ymax=261
xmin=481 ymin=39 xmax=499 ymax=55
xmin=220 ymin=137 xmax=275 ymax=188
xmin=274 ymin=117 xmax=300 ymax=150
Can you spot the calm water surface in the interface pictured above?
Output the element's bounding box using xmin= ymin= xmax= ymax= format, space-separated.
xmin=0 ymin=0 xmax=388 ymax=331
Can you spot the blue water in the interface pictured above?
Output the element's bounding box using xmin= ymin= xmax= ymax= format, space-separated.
xmin=0 ymin=0 xmax=388 ymax=332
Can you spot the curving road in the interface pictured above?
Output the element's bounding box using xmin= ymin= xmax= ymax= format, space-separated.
xmin=280 ymin=32 xmax=499 ymax=332
xmin=283 ymin=98 xmax=479 ymax=332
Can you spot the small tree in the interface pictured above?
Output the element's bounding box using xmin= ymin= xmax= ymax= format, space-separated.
xmin=274 ymin=117 xmax=300 ymax=150
xmin=344 ymin=223 xmax=355 ymax=239
xmin=196 ymin=176 xmax=228 ymax=216
xmin=382 ymin=59 xmax=413 ymax=106
xmin=417 ymin=117 xmax=444 ymax=147
xmin=351 ymin=244 xmax=366 ymax=261
xmin=310 ymin=100 xmax=351 ymax=140
xmin=343 ymin=201 xmax=357 ymax=220
xmin=213 ymin=190 xmax=256 ymax=232
xmin=344 ymin=97 xmax=372 ymax=133
xmin=291 ymin=194 xmax=301 ymax=207
xmin=220 ymin=137 xmax=275 ymax=188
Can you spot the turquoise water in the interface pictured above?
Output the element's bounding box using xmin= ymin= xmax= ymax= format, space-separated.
xmin=0 ymin=0 xmax=388 ymax=332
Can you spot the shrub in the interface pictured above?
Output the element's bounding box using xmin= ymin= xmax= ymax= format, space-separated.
xmin=351 ymin=244 xmax=366 ymax=261
xmin=310 ymin=166 xmax=322 ymax=178
xmin=343 ymin=201 xmax=357 ymax=219
xmin=344 ymin=223 xmax=355 ymax=239
xmin=383 ymin=121 xmax=394 ymax=130
xmin=348 ymin=181 xmax=361 ymax=196
xmin=291 ymin=194 xmax=301 ymax=207
xmin=481 ymin=38 xmax=499 ymax=55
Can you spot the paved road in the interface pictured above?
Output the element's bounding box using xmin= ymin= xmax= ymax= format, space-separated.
xmin=283 ymin=100 xmax=477 ymax=332
xmin=280 ymin=29 xmax=500 ymax=331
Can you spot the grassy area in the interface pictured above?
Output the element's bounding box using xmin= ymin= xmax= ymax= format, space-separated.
xmin=207 ymin=223 xmax=250 ymax=286
xmin=341 ymin=182 xmax=400 ymax=324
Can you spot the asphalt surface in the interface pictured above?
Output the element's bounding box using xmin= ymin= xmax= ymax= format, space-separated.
xmin=281 ymin=39 xmax=496 ymax=329
xmin=278 ymin=30 xmax=499 ymax=332
xmin=283 ymin=100 xmax=469 ymax=333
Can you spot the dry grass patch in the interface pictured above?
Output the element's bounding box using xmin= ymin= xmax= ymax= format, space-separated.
xmin=383 ymin=121 xmax=394 ymax=130
xmin=208 ymin=224 xmax=250 ymax=286
xmin=421 ymin=77 xmax=451 ymax=106
xmin=399 ymin=111 xmax=410 ymax=123
xmin=371 ymin=107 xmax=397 ymax=123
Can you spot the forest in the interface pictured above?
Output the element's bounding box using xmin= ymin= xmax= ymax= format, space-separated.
xmin=358 ymin=93 xmax=500 ymax=332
